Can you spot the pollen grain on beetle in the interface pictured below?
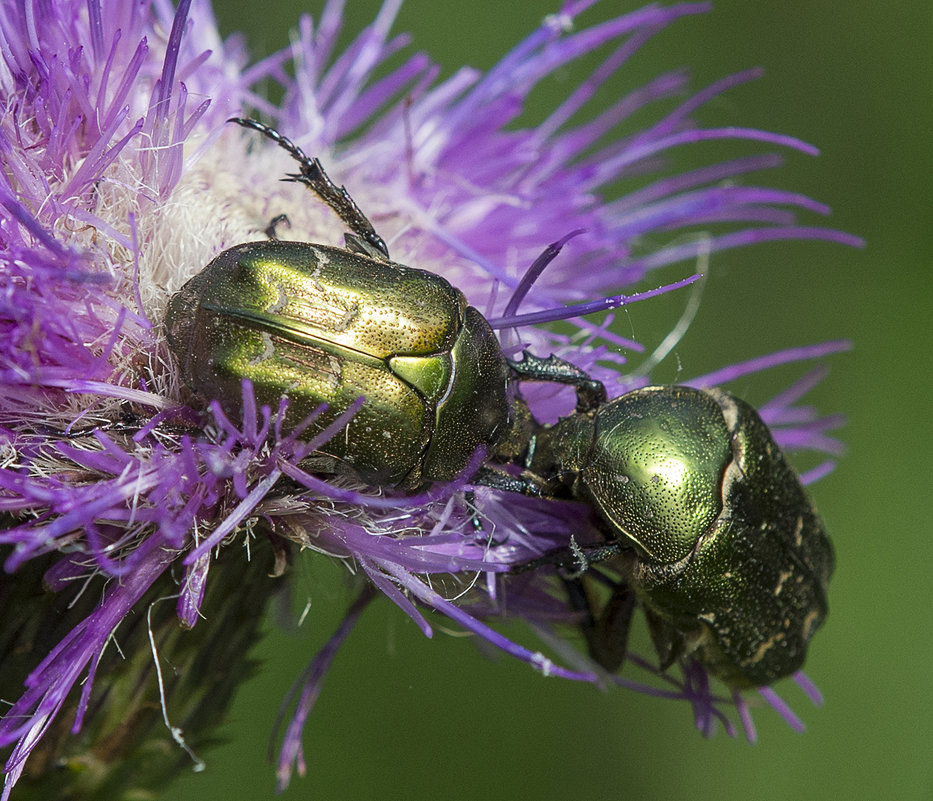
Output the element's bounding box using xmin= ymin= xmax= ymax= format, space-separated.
xmin=0 ymin=1 xmax=859 ymax=798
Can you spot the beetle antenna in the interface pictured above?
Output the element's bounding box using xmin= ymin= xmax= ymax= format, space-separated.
xmin=228 ymin=117 xmax=389 ymax=260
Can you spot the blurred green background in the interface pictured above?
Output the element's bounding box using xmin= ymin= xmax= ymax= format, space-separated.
xmin=165 ymin=2 xmax=931 ymax=799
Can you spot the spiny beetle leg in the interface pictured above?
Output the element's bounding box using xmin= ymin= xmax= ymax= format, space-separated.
xmin=228 ymin=117 xmax=389 ymax=260
xmin=510 ymin=539 xmax=623 ymax=575
xmin=508 ymin=351 xmax=607 ymax=413
xmin=472 ymin=465 xmax=547 ymax=498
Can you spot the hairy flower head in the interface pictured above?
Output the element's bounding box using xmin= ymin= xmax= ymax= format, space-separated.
xmin=0 ymin=1 xmax=860 ymax=797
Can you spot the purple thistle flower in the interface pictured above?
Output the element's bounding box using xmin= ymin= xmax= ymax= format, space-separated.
xmin=0 ymin=0 xmax=860 ymax=797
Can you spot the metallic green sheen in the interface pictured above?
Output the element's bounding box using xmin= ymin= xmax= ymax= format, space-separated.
xmin=635 ymin=388 xmax=834 ymax=687
xmin=580 ymin=387 xmax=732 ymax=563
xmin=538 ymin=385 xmax=834 ymax=687
xmin=165 ymin=240 xmax=511 ymax=488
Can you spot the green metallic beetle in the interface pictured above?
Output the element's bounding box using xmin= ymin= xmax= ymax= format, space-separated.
xmin=165 ymin=119 xmax=833 ymax=688
xmin=500 ymin=356 xmax=835 ymax=688
xmin=165 ymin=119 xmax=512 ymax=488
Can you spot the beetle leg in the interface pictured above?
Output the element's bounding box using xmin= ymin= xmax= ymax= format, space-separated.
xmin=510 ymin=539 xmax=623 ymax=575
xmin=562 ymin=574 xmax=636 ymax=673
xmin=642 ymin=606 xmax=685 ymax=671
xmin=285 ymin=157 xmax=390 ymax=262
xmin=472 ymin=465 xmax=547 ymax=497
xmin=507 ymin=351 xmax=607 ymax=413
xmin=343 ymin=232 xmax=390 ymax=261
xmin=228 ymin=117 xmax=390 ymax=261
xmin=38 ymin=405 xmax=196 ymax=443
xmin=265 ymin=213 xmax=290 ymax=241
xmin=562 ymin=575 xmax=598 ymax=643
xmin=463 ymin=489 xmax=484 ymax=535
xmin=586 ymin=578 xmax=636 ymax=672
xmin=511 ymin=540 xmax=634 ymax=672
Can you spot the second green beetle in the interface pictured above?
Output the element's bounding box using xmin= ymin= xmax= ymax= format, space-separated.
xmin=507 ymin=373 xmax=834 ymax=688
